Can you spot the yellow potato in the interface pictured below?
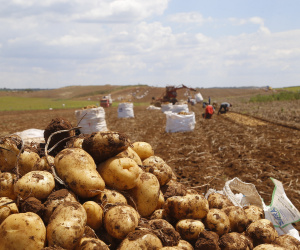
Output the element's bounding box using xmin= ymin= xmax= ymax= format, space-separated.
xmin=97 ymin=157 xmax=141 ymax=190
xmin=75 ymin=237 xmax=109 ymax=250
xmin=82 ymin=131 xmax=131 ymax=164
xmin=128 ymin=172 xmax=160 ymax=217
xmin=83 ymin=201 xmax=104 ymax=230
xmin=222 ymin=205 xmax=248 ymax=233
xmin=177 ymin=240 xmax=194 ymax=250
xmin=155 ymin=190 xmax=165 ymax=209
xmin=0 ymin=197 xmax=19 ymax=225
xmin=142 ymin=155 xmax=173 ymax=186
xmin=18 ymin=148 xmax=40 ymax=176
xmin=205 ymin=208 xmax=231 ymax=236
xmin=54 ymin=148 xmax=105 ymax=198
xmin=94 ymin=188 xmax=128 ymax=206
xmin=117 ymin=146 xmax=143 ymax=165
xmin=132 ymin=141 xmax=154 ymax=161
xmin=104 ymin=205 xmax=140 ymax=240
xmin=32 ymin=155 xmax=54 ymax=172
xmin=0 ymin=171 xmax=17 ymax=199
xmin=176 ymin=219 xmax=205 ymax=241
xmin=0 ymin=136 xmax=21 ymax=172
xmin=14 ymin=170 xmax=55 ymax=200
xmin=47 ymin=201 xmax=87 ymax=249
xmin=0 ymin=212 xmax=46 ymax=250
xmin=164 ymin=194 xmax=209 ymax=220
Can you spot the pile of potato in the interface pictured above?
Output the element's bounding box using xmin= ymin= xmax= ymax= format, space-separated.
xmin=0 ymin=117 xmax=299 ymax=250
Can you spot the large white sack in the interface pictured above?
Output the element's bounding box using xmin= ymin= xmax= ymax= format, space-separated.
xmin=195 ymin=92 xmax=203 ymax=102
xmin=75 ymin=107 xmax=107 ymax=134
xmin=172 ymin=104 xmax=189 ymax=113
xmin=14 ymin=128 xmax=45 ymax=144
xmin=118 ymin=103 xmax=134 ymax=118
xmin=161 ymin=103 xmax=173 ymax=113
xmin=165 ymin=112 xmax=196 ymax=133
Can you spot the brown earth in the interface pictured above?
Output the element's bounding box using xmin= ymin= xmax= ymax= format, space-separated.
xmin=0 ymin=86 xmax=299 ymax=232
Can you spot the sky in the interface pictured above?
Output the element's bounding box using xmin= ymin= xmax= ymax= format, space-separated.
xmin=0 ymin=0 xmax=300 ymax=89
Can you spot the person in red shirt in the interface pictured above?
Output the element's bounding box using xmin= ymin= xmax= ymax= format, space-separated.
xmin=202 ymin=104 xmax=214 ymax=119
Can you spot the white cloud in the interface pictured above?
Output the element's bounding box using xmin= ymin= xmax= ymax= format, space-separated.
xmin=169 ymin=12 xmax=212 ymax=25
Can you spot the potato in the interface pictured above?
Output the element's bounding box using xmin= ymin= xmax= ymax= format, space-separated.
xmin=14 ymin=170 xmax=55 ymax=200
xmin=54 ymin=148 xmax=105 ymax=198
xmin=177 ymin=240 xmax=194 ymax=250
xmin=128 ymin=172 xmax=160 ymax=217
xmin=175 ymin=219 xmax=205 ymax=241
xmin=195 ymin=230 xmax=220 ymax=250
xmin=244 ymin=205 xmax=265 ymax=225
xmin=0 ymin=136 xmax=21 ymax=172
xmin=117 ymin=146 xmax=143 ymax=165
xmin=0 ymin=212 xmax=46 ymax=250
xmin=118 ymin=230 xmax=163 ymax=250
xmin=161 ymin=179 xmax=188 ymax=199
xmin=104 ymin=205 xmax=140 ymax=240
xmin=246 ymin=219 xmax=278 ymax=246
xmin=94 ymin=188 xmax=128 ymax=206
xmin=33 ymin=155 xmax=54 ymax=172
xmin=67 ymin=136 xmax=84 ymax=149
xmin=205 ymin=208 xmax=230 ymax=236
xmin=83 ymin=201 xmax=103 ymax=230
xmin=47 ymin=201 xmax=87 ymax=249
xmin=253 ymin=244 xmax=285 ymax=250
xmin=0 ymin=197 xmax=18 ymax=224
xmin=97 ymin=157 xmax=141 ymax=190
xmin=0 ymin=171 xmax=17 ymax=199
xmin=43 ymin=189 xmax=77 ymax=224
xmin=222 ymin=205 xmax=248 ymax=233
xmin=219 ymin=232 xmax=253 ymax=250
xmin=132 ymin=141 xmax=154 ymax=160
xmin=142 ymin=155 xmax=173 ymax=186
xmin=75 ymin=237 xmax=109 ymax=250
xmin=207 ymin=192 xmax=233 ymax=209
xmin=273 ymin=234 xmax=300 ymax=250
xmin=164 ymin=194 xmax=209 ymax=220
xmin=156 ymin=190 xmax=165 ymax=209
xmin=18 ymin=148 xmax=40 ymax=176
xmin=150 ymin=209 xmax=165 ymax=220
xmin=82 ymin=131 xmax=131 ymax=164
xmin=19 ymin=197 xmax=44 ymax=218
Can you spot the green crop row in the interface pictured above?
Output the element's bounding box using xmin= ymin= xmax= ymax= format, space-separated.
xmin=250 ymin=90 xmax=300 ymax=103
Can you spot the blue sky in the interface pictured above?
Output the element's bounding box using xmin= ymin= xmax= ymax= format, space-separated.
xmin=0 ymin=0 xmax=299 ymax=89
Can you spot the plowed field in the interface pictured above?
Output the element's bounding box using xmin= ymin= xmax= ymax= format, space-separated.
xmin=0 ymin=103 xmax=299 ymax=231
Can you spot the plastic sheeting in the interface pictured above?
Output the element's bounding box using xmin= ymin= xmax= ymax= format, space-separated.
xmin=118 ymin=103 xmax=134 ymax=118
xmin=75 ymin=107 xmax=107 ymax=134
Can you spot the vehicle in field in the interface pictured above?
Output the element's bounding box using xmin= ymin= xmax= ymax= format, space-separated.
xmin=100 ymin=94 xmax=112 ymax=108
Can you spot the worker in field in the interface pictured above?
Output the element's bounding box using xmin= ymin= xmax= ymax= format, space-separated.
xmin=218 ymin=102 xmax=232 ymax=114
xmin=202 ymin=104 xmax=214 ymax=119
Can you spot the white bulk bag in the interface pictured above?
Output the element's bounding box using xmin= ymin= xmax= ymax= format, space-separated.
xmin=75 ymin=107 xmax=107 ymax=134
xmin=118 ymin=103 xmax=134 ymax=118
xmin=161 ymin=103 xmax=173 ymax=113
xmin=165 ymin=112 xmax=196 ymax=133
xmin=172 ymin=104 xmax=189 ymax=113
xmin=195 ymin=92 xmax=203 ymax=102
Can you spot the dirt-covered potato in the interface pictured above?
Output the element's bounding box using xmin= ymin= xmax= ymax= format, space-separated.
xmin=160 ymin=179 xmax=188 ymax=199
xmin=47 ymin=201 xmax=87 ymax=249
xmin=205 ymin=208 xmax=230 ymax=236
xmin=83 ymin=201 xmax=103 ymax=230
xmin=18 ymin=147 xmax=40 ymax=176
xmin=246 ymin=219 xmax=278 ymax=246
xmin=94 ymin=188 xmax=128 ymax=206
xmin=177 ymin=240 xmax=194 ymax=250
xmin=54 ymin=148 xmax=105 ymax=198
xmin=207 ymin=192 xmax=233 ymax=209
xmin=33 ymin=155 xmax=54 ymax=172
xmin=273 ymin=234 xmax=300 ymax=250
xmin=82 ymin=131 xmax=131 ymax=164
xmin=175 ymin=219 xmax=205 ymax=241
xmin=104 ymin=205 xmax=140 ymax=240
xmin=244 ymin=205 xmax=265 ymax=225
xmin=0 ymin=135 xmax=21 ymax=172
xmin=222 ymin=205 xmax=248 ymax=233
xmin=97 ymin=157 xmax=141 ymax=190
xmin=195 ymin=230 xmax=220 ymax=250
xmin=253 ymin=244 xmax=285 ymax=250
xmin=0 ymin=212 xmax=46 ymax=250
xmin=219 ymin=232 xmax=253 ymax=250
xmin=117 ymin=146 xmax=143 ymax=165
xmin=75 ymin=237 xmax=109 ymax=250
xmin=142 ymin=155 xmax=173 ymax=186
xmin=132 ymin=141 xmax=154 ymax=161
xmin=0 ymin=171 xmax=17 ymax=199
xmin=156 ymin=190 xmax=165 ymax=209
xmin=67 ymin=136 xmax=84 ymax=149
xmin=19 ymin=197 xmax=45 ymax=218
xmin=0 ymin=197 xmax=18 ymax=224
xmin=14 ymin=170 xmax=55 ymax=200
xmin=118 ymin=230 xmax=163 ymax=250
xmin=128 ymin=172 xmax=160 ymax=217
xmin=164 ymin=193 xmax=209 ymax=220
xmin=43 ymin=189 xmax=77 ymax=224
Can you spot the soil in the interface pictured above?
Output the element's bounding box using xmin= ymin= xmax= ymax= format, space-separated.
xmin=0 ymin=101 xmax=299 ymax=232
